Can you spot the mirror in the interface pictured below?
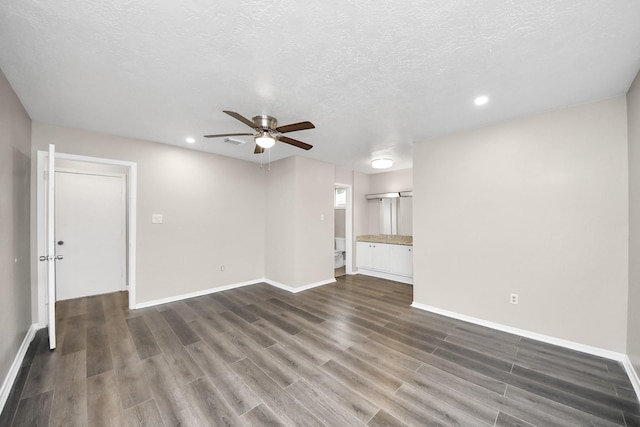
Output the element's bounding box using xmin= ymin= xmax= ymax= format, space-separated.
xmin=380 ymin=198 xmax=397 ymax=234
xmin=378 ymin=197 xmax=412 ymax=235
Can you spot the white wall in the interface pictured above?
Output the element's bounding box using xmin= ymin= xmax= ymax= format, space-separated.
xmin=414 ymin=97 xmax=629 ymax=352
xmin=265 ymin=157 xmax=297 ymax=286
xmin=0 ymin=69 xmax=32 ymax=392
xmin=353 ymin=171 xmax=370 ymax=269
xmin=265 ymin=156 xmax=335 ymax=288
xmin=628 ymin=69 xmax=640 ymax=369
xmin=31 ymin=123 xmax=266 ymax=304
xmin=334 ymin=208 xmax=345 ymax=238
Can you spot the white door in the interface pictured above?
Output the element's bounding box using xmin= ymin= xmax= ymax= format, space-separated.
xmin=55 ymin=171 xmax=125 ymax=301
xmin=38 ymin=144 xmax=59 ymax=349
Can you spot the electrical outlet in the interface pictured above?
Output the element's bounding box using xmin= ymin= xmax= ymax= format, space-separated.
xmin=220 ymin=265 xmax=225 ymax=272
xmin=510 ymin=293 xmax=519 ymax=305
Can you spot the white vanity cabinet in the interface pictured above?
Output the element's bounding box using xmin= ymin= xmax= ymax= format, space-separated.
xmin=356 ymin=241 xmax=413 ymax=284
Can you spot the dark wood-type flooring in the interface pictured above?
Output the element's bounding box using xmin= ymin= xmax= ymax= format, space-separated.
xmin=2 ymin=275 xmax=639 ymax=426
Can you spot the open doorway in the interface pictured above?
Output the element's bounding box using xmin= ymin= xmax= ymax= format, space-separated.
xmin=334 ymin=183 xmax=353 ymax=278
xmin=36 ymin=151 xmax=137 ymax=328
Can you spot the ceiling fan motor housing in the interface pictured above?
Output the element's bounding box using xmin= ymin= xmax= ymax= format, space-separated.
xmin=253 ymin=115 xmax=278 ymax=133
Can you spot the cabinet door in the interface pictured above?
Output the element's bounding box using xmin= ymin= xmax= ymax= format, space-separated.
xmin=356 ymin=242 xmax=372 ymax=268
xmin=371 ymin=243 xmax=391 ymax=272
xmin=391 ymin=245 xmax=413 ymax=277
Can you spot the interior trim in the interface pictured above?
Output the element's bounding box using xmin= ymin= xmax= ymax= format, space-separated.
xmin=0 ymin=324 xmax=37 ymax=414
xmin=411 ymin=301 xmax=640 ymax=402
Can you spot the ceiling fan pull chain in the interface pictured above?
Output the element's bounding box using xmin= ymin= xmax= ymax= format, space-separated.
xmin=268 ymin=148 xmax=271 ymax=171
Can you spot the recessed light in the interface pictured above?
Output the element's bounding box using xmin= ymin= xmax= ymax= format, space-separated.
xmin=474 ymin=96 xmax=489 ymax=106
xmin=371 ymin=158 xmax=393 ymax=169
xmin=185 ymin=137 xmax=195 ymax=144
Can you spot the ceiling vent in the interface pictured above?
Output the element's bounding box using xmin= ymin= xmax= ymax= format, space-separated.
xmin=223 ymin=137 xmax=246 ymax=145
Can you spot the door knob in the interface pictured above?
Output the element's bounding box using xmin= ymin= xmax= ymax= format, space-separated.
xmin=39 ymin=256 xmax=47 ymax=261
xmin=55 ymin=255 xmax=63 ymax=260
xmin=57 ymin=241 xmax=64 ymax=245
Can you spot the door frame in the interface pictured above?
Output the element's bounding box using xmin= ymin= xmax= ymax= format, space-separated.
xmin=335 ymin=182 xmax=354 ymax=275
xmin=36 ymin=150 xmax=138 ymax=326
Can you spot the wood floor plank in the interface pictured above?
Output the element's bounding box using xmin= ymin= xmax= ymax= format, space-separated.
xmin=87 ymin=370 xmax=124 ymax=426
xmin=286 ymin=379 xmax=368 ymax=427
xmin=321 ymin=358 xmax=466 ymax=426
xmin=0 ymin=364 xmax=30 ymax=426
xmin=266 ymin=298 xmax=325 ymax=323
xmin=504 ymin=384 xmax=622 ymax=427
xmin=184 ymin=376 xmax=244 ymax=426
xmin=61 ymin=314 xmax=88 ymax=355
xmin=367 ymin=409 xmax=408 ymax=427
xmin=115 ymin=359 xmax=153 ymax=410
xmin=152 ymin=327 xmax=203 ymax=385
xmin=220 ymin=310 xmax=276 ymax=348
xmin=141 ymin=354 xmax=199 ymax=426
xmin=6 ymin=278 xmax=639 ymax=427
xmin=136 ymin=309 xmax=170 ymax=333
xmin=494 ymin=411 xmax=534 ymax=427
xmin=266 ymin=342 xmax=379 ymax=423
xmin=247 ymin=303 xmax=302 ymax=335
xmin=158 ymin=308 xmax=201 ymax=346
xmin=186 ymin=341 xmax=261 ymax=415
xmin=123 ymin=399 xmax=164 ymax=427
xmin=241 ymin=403 xmax=287 ymax=427
xmin=224 ymin=328 xmax=300 ymax=388
xmin=11 ymin=390 xmax=53 ymax=427
xmin=87 ymin=324 xmax=113 ymax=377
xmin=49 ymin=376 xmax=87 ymax=427
xmin=189 ymin=318 xmax=245 ymax=363
xmin=126 ymin=316 xmax=162 ymax=360
xmin=20 ymin=346 xmax=60 ymax=398
xmin=230 ymin=358 xmax=325 ymax=427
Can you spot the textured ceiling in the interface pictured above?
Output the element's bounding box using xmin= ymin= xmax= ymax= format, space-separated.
xmin=1 ymin=1 xmax=639 ymax=173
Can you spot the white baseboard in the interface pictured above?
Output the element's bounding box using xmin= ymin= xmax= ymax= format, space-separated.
xmin=357 ymin=268 xmax=413 ymax=285
xmin=0 ymin=324 xmax=38 ymax=414
xmin=411 ymin=301 xmax=640 ymax=401
xmin=622 ymin=356 xmax=640 ymax=401
xmin=135 ymin=279 xmax=265 ymax=309
xmin=264 ymin=278 xmax=336 ymax=293
xmin=134 ymin=277 xmax=336 ymax=309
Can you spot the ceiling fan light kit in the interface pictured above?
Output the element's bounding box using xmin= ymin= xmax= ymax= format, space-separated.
xmin=255 ymin=131 xmax=276 ymax=148
xmin=204 ymin=111 xmax=315 ymax=153
xmin=371 ymin=158 xmax=393 ymax=169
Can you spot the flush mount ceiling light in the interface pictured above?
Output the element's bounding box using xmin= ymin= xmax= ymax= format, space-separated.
xmin=371 ymin=158 xmax=393 ymax=169
xmin=255 ymin=131 xmax=276 ymax=149
xmin=474 ymin=95 xmax=489 ymax=106
xmin=185 ymin=137 xmax=195 ymax=143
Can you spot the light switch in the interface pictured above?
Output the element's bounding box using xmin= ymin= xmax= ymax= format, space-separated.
xmin=151 ymin=214 xmax=163 ymax=224
xmin=320 ymin=214 xmax=324 ymax=221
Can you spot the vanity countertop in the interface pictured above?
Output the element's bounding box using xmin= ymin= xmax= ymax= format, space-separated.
xmin=356 ymin=235 xmax=413 ymax=246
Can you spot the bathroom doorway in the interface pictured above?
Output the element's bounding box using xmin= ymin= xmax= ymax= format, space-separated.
xmin=334 ymin=183 xmax=352 ymax=277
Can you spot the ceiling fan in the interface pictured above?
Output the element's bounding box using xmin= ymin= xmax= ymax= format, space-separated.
xmin=204 ymin=111 xmax=315 ymax=154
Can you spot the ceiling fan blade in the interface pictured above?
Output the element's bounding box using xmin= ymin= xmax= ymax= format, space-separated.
xmin=275 ymin=121 xmax=315 ymax=134
xmin=223 ymin=110 xmax=257 ymax=129
xmin=204 ymin=132 xmax=253 ymax=138
xmin=279 ymin=136 xmax=313 ymax=150
xmin=254 ymin=144 xmax=265 ymax=154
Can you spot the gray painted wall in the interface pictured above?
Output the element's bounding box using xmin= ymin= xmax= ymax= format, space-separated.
xmin=31 ymin=123 xmax=266 ymax=304
xmin=0 ymin=69 xmax=32 ymax=388
xmin=265 ymin=156 xmax=335 ymax=288
xmin=628 ymin=70 xmax=640 ymax=369
xmin=413 ymin=96 xmax=629 ymax=352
